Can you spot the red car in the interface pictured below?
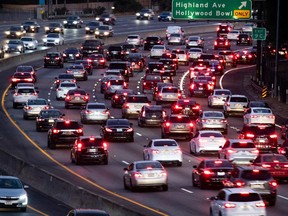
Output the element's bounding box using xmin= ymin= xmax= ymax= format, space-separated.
xmin=11 ymin=72 xmax=35 ymax=88
xmin=142 ymin=74 xmax=163 ymax=93
xmin=214 ymin=37 xmax=231 ymax=50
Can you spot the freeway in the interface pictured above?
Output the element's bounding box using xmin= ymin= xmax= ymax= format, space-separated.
xmin=0 ymin=16 xmax=288 ymax=216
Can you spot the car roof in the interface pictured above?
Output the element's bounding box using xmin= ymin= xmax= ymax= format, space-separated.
xmin=228 ymin=139 xmax=254 ymax=143
xmin=221 ymin=188 xmax=259 ymax=194
xmin=199 ymin=130 xmax=223 ymax=134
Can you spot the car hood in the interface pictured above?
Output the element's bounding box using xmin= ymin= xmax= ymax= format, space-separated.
xmin=0 ymin=188 xmax=26 ymax=197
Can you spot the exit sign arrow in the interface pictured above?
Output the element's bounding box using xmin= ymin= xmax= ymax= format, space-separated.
xmin=239 ymin=1 xmax=247 ymax=9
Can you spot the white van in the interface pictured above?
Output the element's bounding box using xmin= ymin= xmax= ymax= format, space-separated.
xmin=165 ymin=26 xmax=184 ymax=39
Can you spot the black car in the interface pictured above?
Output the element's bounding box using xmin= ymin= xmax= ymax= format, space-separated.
xmin=108 ymin=61 xmax=131 ymax=81
xmin=158 ymin=11 xmax=173 ymax=22
xmin=5 ymin=26 xmax=26 ymax=39
xmin=62 ymin=47 xmax=82 ymax=62
xmin=36 ymin=109 xmax=64 ymax=132
xmin=145 ymin=62 xmax=164 ymax=74
xmin=208 ymin=59 xmax=224 ymax=75
xmin=136 ymin=8 xmax=154 ymax=20
xmin=214 ymin=37 xmax=231 ymax=50
xmin=126 ymin=53 xmax=146 ymax=72
xmin=100 ymin=118 xmax=134 ymax=142
xmin=235 ymin=50 xmax=256 ymax=64
xmin=111 ymin=89 xmax=134 ymax=108
xmin=74 ymin=59 xmax=93 ymax=75
xmin=238 ymin=124 xmax=278 ymax=153
xmin=96 ymin=13 xmax=116 ymax=25
xmin=143 ymin=36 xmax=164 ymax=50
xmin=70 ymin=136 xmax=108 ymax=165
xmin=65 ymin=89 xmax=89 ymax=109
xmin=54 ymin=73 xmax=76 ymax=88
xmin=236 ymin=33 xmax=252 ymax=45
xmin=192 ymin=159 xmax=233 ymax=189
xmin=171 ymin=99 xmax=201 ymax=119
xmin=80 ymin=39 xmax=104 ymax=57
xmin=106 ymin=45 xmax=124 ymax=61
xmin=15 ymin=65 xmax=37 ymax=82
xmin=138 ymin=105 xmax=165 ymax=127
xmin=87 ymin=53 xmax=107 ymax=68
xmin=63 ymin=15 xmax=83 ymax=28
xmin=122 ymin=44 xmax=138 ymax=56
xmin=159 ymin=58 xmax=177 ymax=76
xmin=66 ymin=209 xmax=109 ymax=216
xmin=216 ymin=24 xmax=231 ymax=37
xmin=44 ymin=52 xmax=64 ymax=68
xmin=10 ymin=72 xmax=35 ymax=88
xmin=21 ymin=21 xmax=40 ymax=33
xmin=85 ymin=21 xmax=103 ymax=34
xmin=189 ymin=79 xmax=213 ymax=97
xmin=47 ymin=119 xmax=83 ymax=149
xmin=45 ymin=22 xmax=64 ymax=34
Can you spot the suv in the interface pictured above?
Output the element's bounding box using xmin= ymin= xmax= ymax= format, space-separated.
xmin=70 ymin=136 xmax=108 ymax=165
xmin=218 ymin=50 xmax=237 ymax=67
xmin=238 ymin=124 xmax=278 ymax=153
xmin=161 ymin=114 xmax=194 ymax=140
xmin=189 ymin=79 xmax=213 ymax=97
xmin=223 ymin=95 xmax=249 ymax=117
xmin=47 ymin=119 xmax=83 ymax=149
xmin=13 ymin=86 xmax=38 ymax=108
xmin=143 ymin=36 xmax=163 ymax=50
xmin=44 ymin=52 xmax=64 ymax=68
xmin=237 ymin=33 xmax=252 ymax=45
xmin=138 ymin=105 xmax=166 ymax=127
xmin=171 ymin=99 xmax=201 ymax=119
xmin=145 ymin=62 xmax=164 ymax=74
xmin=106 ymin=45 xmax=124 ymax=61
xmin=122 ymin=94 xmax=151 ymax=119
xmin=108 ymin=61 xmax=132 ymax=81
xmin=216 ymin=24 xmax=232 ymax=37
xmin=104 ymin=78 xmax=128 ymax=99
xmin=159 ymin=58 xmax=177 ymax=76
xmin=65 ymin=89 xmax=89 ymax=109
xmin=80 ymin=39 xmax=104 ymax=57
xmin=214 ymin=37 xmax=231 ymax=50
xmin=136 ymin=8 xmax=155 ymax=20
xmin=222 ymin=165 xmax=277 ymax=206
xmin=155 ymin=86 xmax=182 ymax=105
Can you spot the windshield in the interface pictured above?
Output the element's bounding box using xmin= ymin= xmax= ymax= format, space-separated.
xmin=0 ymin=178 xmax=22 ymax=189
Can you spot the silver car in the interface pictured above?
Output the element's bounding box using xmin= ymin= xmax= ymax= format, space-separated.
xmin=167 ymin=33 xmax=185 ymax=45
xmin=80 ymin=102 xmax=110 ymax=124
xmin=155 ymin=86 xmax=182 ymax=105
xmin=126 ymin=34 xmax=142 ymax=46
xmin=185 ymin=35 xmax=204 ymax=49
xmin=66 ymin=64 xmax=88 ymax=81
xmin=23 ymin=98 xmax=49 ymax=119
xmin=0 ymin=176 xmax=29 ymax=212
xmin=13 ymin=86 xmax=38 ymax=108
xmin=122 ymin=94 xmax=151 ymax=119
xmin=223 ymin=94 xmax=249 ymax=117
xmin=196 ymin=111 xmax=228 ymax=134
xmin=187 ymin=48 xmax=203 ymax=62
xmin=123 ymin=160 xmax=168 ymax=191
xmin=208 ymin=89 xmax=232 ymax=108
xmin=95 ymin=25 xmax=113 ymax=38
xmin=4 ymin=40 xmax=25 ymax=53
xmin=21 ymin=37 xmax=38 ymax=50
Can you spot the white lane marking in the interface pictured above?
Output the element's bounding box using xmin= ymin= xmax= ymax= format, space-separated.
xmin=48 ymin=92 xmax=51 ymax=95
xmin=122 ymin=160 xmax=129 ymax=165
xmin=181 ymin=188 xmax=194 ymax=194
xmin=179 ymin=70 xmax=190 ymax=93
xmin=136 ymin=133 xmax=142 ymax=136
xmin=278 ymin=195 xmax=288 ymax=201
xmin=50 ymin=87 xmax=53 ymax=90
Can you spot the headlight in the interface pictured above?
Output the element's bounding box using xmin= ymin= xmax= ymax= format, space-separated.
xmin=31 ymin=26 xmax=35 ymax=29
xmin=95 ymin=31 xmax=100 ymax=34
xmin=158 ymin=15 xmax=160 ymax=18
xmin=96 ymin=17 xmax=100 ymax=20
xmin=55 ymin=39 xmax=60 ymax=43
xmin=63 ymin=20 xmax=67 ymax=24
xmin=43 ymin=38 xmax=47 ymax=42
xmin=5 ymin=31 xmax=10 ymax=35
xmin=4 ymin=45 xmax=8 ymax=49
xmin=17 ymin=45 xmax=22 ymax=49
xmin=16 ymin=32 xmax=21 ymax=36
xmin=44 ymin=27 xmax=49 ymax=30
xmin=167 ymin=16 xmax=171 ymax=19
xmin=105 ymin=18 xmax=109 ymax=21
xmin=144 ymin=13 xmax=148 ymax=16
xmin=104 ymin=32 xmax=109 ymax=35
xmin=73 ymin=21 xmax=77 ymax=24
xmin=136 ymin=13 xmax=140 ymax=16
xmin=85 ymin=27 xmax=90 ymax=30
xmin=19 ymin=194 xmax=28 ymax=205
xmin=55 ymin=28 xmax=60 ymax=31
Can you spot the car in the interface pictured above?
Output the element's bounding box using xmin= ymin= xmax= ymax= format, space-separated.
xmin=252 ymin=153 xmax=288 ymax=180
xmin=85 ymin=21 xmax=103 ymax=34
xmin=218 ymin=50 xmax=237 ymax=67
xmin=189 ymin=130 xmax=226 ymax=155
xmin=54 ymin=73 xmax=76 ymax=88
xmin=4 ymin=40 xmax=25 ymax=53
xmin=95 ymin=25 xmax=113 ymax=38
xmin=95 ymin=13 xmax=116 ymax=25
xmin=13 ymin=86 xmax=39 ymax=109
xmin=235 ymin=50 xmax=256 ymax=64
xmin=209 ymin=188 xmax=266 ymax=216
xmin=280 ymin=119 xmax=288 ymax=139
xmin=243 ymin=107 xmax=275 ymax=125
xmin=66 ymin=208 xmax=109 ymax=216
xmin=165 ymin=25 xmax=184 ymax=40
xmin=143 ymin=36 xmax=164 ymax=50
xmin=126 ymin=34 xmax=143 ymax=46
xmin=171 ymin=99 xmax=201 ymax=119
xmin=237 ymin=33 xmax=253 ymax=45
xmin=161 ymin=114 xmax=194 ymax=140
xmin=20 ymin=37 xmax=38 ymax=50
xmin=21 ymin=20 xmax=40 ymax=33
xmin=74 ymin=59 xmax=94 ymax=75
xmin=185 ymin=36 xmax=204 ymax=49
xmin=222 ymin=165 xmax=277 ymax=206
xmin=63 ymin=15 xmax=83 ymax=28
xmin=208 ymin=59 xmax=224 ymax=75
xmin=15 ymin=83 xmax=36 ymax=90
xmin=87 ymin=53 xmax=107 ymax=68
xmin=218 ymin=139 xmax=259 ymax=164
xmin=15 ymin=65 xmax=37 ymax=82
xmin=141 ymin=74 xmax=163 ymax=93
xmin=138 ymin=105 xmax=166 ymax=127
xmin=192 ymin=159 xmax=233 ymax=189
xmin=108 ymin=61 xmax=132 ymax=81
xmin=167 ymin=33 xmax=185 ymax=45
xmin=102 ymin=69 xmax=123 ymax=79
xmin=208 ymin=89 xmax=232 ymax=108
xmin=0 ymin=45 xmax=5 ymax=59
xmin=150 ymin=45 xmax=169 ymax=59
xmin=126 ymin=53 xmax=146 ymax=72
xmin=245 ymin=101 xmax=270 ymax=110
xmin=152 ymin=82 xmax=174 ymax=101
xmin=227 ymin=29 xmax=241 ymax=41
xmin=122 ymin=43 xmax=138 ymax=57
xmin=216 ymin=24 xmax=232 ymax=37
xmin=80 ymin=39 xmax=104 ymax=56
xmin=56 ymin=81 xmax=78 ymax=100
xmin=143 ymin=139 xmax=183 ymax=166
xmin=159 ymin=58 xmax=177 ymax=76
xmin=23 ymin=98 xmax=50 ymax=120
xmin=242 ymin=23 xmax=256 ymax=33
xmin=36 ymin=108 xmax=64 ymax=132
xmin=196 ymin=111 xmax=228 ymax=134
xmin=238 ymin=124 xmax=278 ymax=153
xmin=136 ymin=8 xmax=155 ymax=20
xmin=189 ymin=79 xmax=213 ymax=97
xmin=0 ymin=176 xmax=29 ymax=212
xmin=66 ymin=64 xmax=88 ymax=81
xmin=44 ymin=22 xmax=64 ymax=34
xmin=104 ymin=78 xmax=128 ymax=99
xmin=106 ymin=45 xmax=124 ymax=61
xmin=80 ymin=102 xmax=110 ymax=124
xmin=5 ymin=26 xmax=26 ymax=39
xmin=65 ymin=89 xmax=89 ymax=109
xmin=171 ymin=49 xmax=189 ymax=65
xmin=111 ymin=89 xmax=134 ymax=108
xmin=278 ymin=140 xmax=288 ymax=158
xmin=161 ymin=52 xmax=179 ymax=69
xmin=214 ymin=37 xmax=231 ymax=50
xmin=187 ymin=48 xmax=204 ymax=62
xmin=223 ymin=94 xmax=249 ymax=117
xmin=44 ymin=52 xmax=64 ymax=68
xmin=47 ymin=119 xmax=83 ymax=149
xmin=122 ymin=163 xmax=163 ymax=194
xmin=62 ymin=47 xmax=82 ymax=62
xmin=100 ymin=118 xmax=134 ymax=142
xmin=145 ymin=62 xmax=164 ymax=74
xmin=155 ymin=85 xmax=182 ymax=105
xmin=158 ymin=11 xmax=173 ymax=21
xmin=43 ymin=33 xmax=64 ymax=46
xmin=10 ymin=72 xmax=35 ymax=88
xmin=122 ymin=94 xmax=151 ymax=119
xmin=195 ymin=75 xmax=216 ymax=87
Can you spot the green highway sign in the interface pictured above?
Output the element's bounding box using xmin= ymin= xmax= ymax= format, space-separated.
xmin=172 ymin=0 xmax=252 ymax=20
xmin=252 ymin=27 xmax=266 ymax=40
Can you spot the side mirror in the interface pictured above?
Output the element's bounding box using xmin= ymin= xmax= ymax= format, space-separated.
xmin=123 ymin=168 xmax=128 ymax=171
xmin=193 ymin=165 xmax=197 ymax=168
xmin=23 ymin=185 xmax=29 ymax=189
xmin=209 ymin=196 xmax=217 ymax=201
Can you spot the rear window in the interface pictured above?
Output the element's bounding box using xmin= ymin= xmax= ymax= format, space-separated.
xmin=16 ymin=66 xmax=33 ymax=72
xmin=28 ymin=100 xmax=47 ymax=105
xmin=215 ymin=90 xmax=231 ymax=95
xmin=14 ymin=73 xmax=31 ymax=78
xmin=172 ymin=50 xmax=185 ymax=54
xmin=153 ymin=140 xmax=178 ymax=147
xmin=262 ymin=155 xmax=288 ymax=162
xmin=108 ymin=46 xmax=122 ymax=51
xmin=81 ymin=138 xmax=105 ymax=147
xmin=203 ymin=112 xmax=224 ymax=118
xmin=145 ymin=75 xmax=161 ymax=81
xmin=200 ymin=132 xmax=223 ymax=138
xmin=231 ymin=142 xmax=255 ymax=148
xmin=162 ymin=88 xmax=178 ymax=93
xmin=243 ymin=126 xmax=275 ymax=135
xmin=241 ymin=170 xmax=272 ymax=180
xmin=107 ymin=119 xmax=129 ymax=126
xmin=84 ymin=40 xmax=101 ymax=46
xmin=60 ymin=83 xmax=76 ymax=88
xmin=69 ymin=90 xmax=86 ymax=95
xmin=147 ymin=37 xmax=159 ymax=41
xmin=87 ymin=104 xmax=106 ymax=109
xmin=127 ymin=96 xmax=149 ymax=103
xmin=252 ymin=108 xmax=271 ymax=114
xmin=18 ymin=89 xmax=35 ymax=94
xmin=40 ymin=110 xmax=61 ymax=118
xmin=56 ymin=121 xmax=80 ymax=129
xmin=136 ymin=162 xmax=162 ymax=170
xmin=230 ymin=97 xmax=248 ymax=103
xmin=205 ymin=160 xmax=232 ymax=168
xmin=127 ymin=35 xmax=139 ymax=39
xmin=109 ymin=63 xmax=127 ymax=70
xmin=149 ymin=64 xmax=163 ymax=69
xmin=228 ymin=193 xmax=261 ymax=202
xmin=59 ymin=74 xmax=74 ymax=79
xmin=169 ymin=116 xmax=190 ymax=123
xmin=110 ymin=80 xmax=124 ymax=85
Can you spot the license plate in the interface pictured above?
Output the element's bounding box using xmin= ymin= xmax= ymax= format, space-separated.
xmin=117 ymin=128 xmax=122 ymax=132
xmin=251 ymin=184 xmax=264 ymax=189
xmin=88 ymin=149 xmax=97 ymax=153
xmin=147 ymin=173 xmax=154 ymax=177
xmin=5 ymin=201 xmax=13 ymax=205
xmin=176 ymin=124 xmax=184 ymax=129
xmin=259 ymin=139 xmax=266 ymax=143
xmin=217 ymin=172 xmax=225 ymax=176
xmin=198 ymin=87 xmax=203 ymax=90
xmin=75 ymin=97 xmax=80 ymax=100
xmin=48 ymin=119 xmax=54 ymax=123
xmin=64 ymin=131 xmax=73 ymax=135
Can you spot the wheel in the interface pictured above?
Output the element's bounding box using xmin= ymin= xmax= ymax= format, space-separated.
xmin=47 ymin=138 xmax=56 ymax=149
xmin=129 ymin=136 xmax=134 ymax=142
xmin=199 ymin=177 xmax=206 ymax=189
xmin=20 ymin=207 xmax=27 ymax=212
xmin=65 ymin=104 xmax=69 ymax=109
xmin=223 ymin=128 xmax=228 ymax=135
xmin=192 ymin=174 xmax=197 ymax=187
xmin=130 ymin=180 xmax=136 ymax=192
xmin=23 ymin=114 xmax=28 ymax=120
xmin=44 ymin=64 xmax=47 ymax=68
xmin=123 ymin=177 xmax=129 ymax=190
xmin=177 ymin=162 xmax=182 ymax=167
xmin=268 ymin=198 xmax=276 ymax=206
xmin=162 ymin=184 xmax=168 ymax=191
xmin=194 ymin=146 xmax=199 ymax=156
xmin=103 ymin=158 xmax=108 ymax=165
xmin=36 ymin=125 xmax=41 ymax=132
xmin=224 ymin=111 xmax=229 ymax=118
xmin=189 ymin=143 xmax=193 ymax=154
xmin=60 ymin=64 xmax=64 ymax=68
xmin=75 ymin=156 xmax=82 ymax=165
xmin=13 ymin=103 xmax=17 ymax=109
xmin=104 ymin=94 xmax=109 ymax=99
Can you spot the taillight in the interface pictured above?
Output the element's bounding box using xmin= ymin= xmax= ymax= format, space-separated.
xmin=269 ymin=180 xmax=278 ymax=188
xmin=105 ymin=128 xmax=112 ymax=132
xmin=142 ymin=110 xmax=146 ymax=117
xmin=24 ymin=106 xmax=32 ymax=110
xmin=66 ymin=95 xmax=71 ymax=100
xmin=246 ymin=133 xmax=254 ymax=138
xmin=190 ymin=83 xmax=195 ymax=89
xmin=250 ymin=149 xmax=259 ymax=154
xmin=203 ymin=170 xmax=214 ymax=175
xmin=255 ymin=202 xmax=265 ymax=208
xmin=174 ymin=105 xmax=182 ymax=110
xmin=178 ymin=92 xmax=182 ymax=98
xmin=76 ymin=143 xmax=82 ymax=151
xmin=235 ymin=180 xmax=245 ymax=187
xmin=270 ymin=134 xmax=277 ymax=139
xmin=124 ymin=103 xmax=129 ymax=108
xmin=76 ymin=129 xmax=83 ymax=133
xmin=224 ymin=203 xmax=236 ymax=208
xmin=84 ymin=95 xmax=89 ymax=100
xmin=214 ymin=41 xmax=217 ymax=45
xmin=52 ymin=129 xmax=60 ymax=134
xmin=279 ymin=148 xmax=286 ymax=154
xmin=192 ymin=105 xmax=200 ymax=110
xmin=126 ymin=128 xmax=133 ymax=132
xmin=102 ymin=110 xmax=109 ymax=115
xmin=227 ymin=149 xmax=237 ymax=154
xmin=174 ymin=148 xmax=182 ymax=154
xmin=133 ymin=172 xmax=143 ymax=178
xmin=165 ymin=122 xmax=170 ymax=127
xmin=189 ymin=122 xmax=194 ymax=127
xmin=85 ymin=110 xmax=91 ymax=114
xmin=152 ymin=149 xmax=160 ymax=154
xmin=262 ymin=164 xmax=271 ymax=168
xmin=103 ymin=142 xmax=108 ymax=150
xmin=160 ymin=172 xmax=167 ymax=177
xmin=11 ymin=78 xmax=20 ymax=82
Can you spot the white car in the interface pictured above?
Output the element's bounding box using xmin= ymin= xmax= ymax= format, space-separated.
xmin=209 ymin=188 xmax=266 ymax=216
xmin=23 ymin=98 xmax=49 ymax=119
xmin=208 ymin=89 xmax=232 ymax=108
xmin=243 ymin=107 xmax=275 ymax=125
xmin=185 ymin=35 xmax=204 ymax=49
xmin=150 ymin=45 xmax=168 ymax=59
xmin=227 ymin=30 xmax=241 ymax=41
xmin=56 ymin=81 xmax=78 ymax=100
xmin=95 ymin=25 xmax=113 ymax=37
xmin=43 ymin=33 xmax=64 ymax=46
xmin=189 ymin=130 xmax=226 ymax=155
xmin=103 ymin=69 xmax=123 ymax=78
xmin=21 ymin=37 xmax=38 ymax=50
xmin=13 ymin=86 xmax=38 ymax=108
xmin=218 ymin=139 xmax=259 ymax=164
xmin=165 ymin=25 xmax=184 ymax=39
xmin=187 ymin=48 xmax=203 ymax=62
xmin=143 ymin=139 xmax=183 ymax=167
xmin=126 ymin=34 xmax=142 ymax=46
xmin=171 ymin=49 xmax=189 ymax=65
xmin=223 ymin=94 xmax=249 ymax=117
xmin=242 ymin=23 xmax=256 ymax=33
xmin=167 ymin=33 xmax=185 ymax=45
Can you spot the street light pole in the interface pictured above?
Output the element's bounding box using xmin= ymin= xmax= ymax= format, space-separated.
xmin=274 ymin=0 xmax=280 ymax=98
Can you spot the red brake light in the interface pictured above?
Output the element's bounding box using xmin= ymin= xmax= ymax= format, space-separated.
xmin=103 ymin=142 xmax=107 ymax=150
xmin=270 ymin=134 xmax=277 ymax=139
xmin=214 ymin=160 xmax=222 ymax=164
xmin=262 ymin=164 xmax=271 ymax=168
xmin=133 ymin=172 xmax=143 ymax=178
xmin=235 ymin=180 xmax=245 ymax=187
xmin=105 ymin=128 xmax=112 ymax=132
xmin=126 ymin=128 xmax=133 ymax=132
xmin=203 ymin=170 xmax=213 ymax=175
xmin=52 ymin=129 xmax=60 ymax=134
xmin=165 ymin=122 xmax=170 ymax=127
xmin=76 ymin=143 xmax=82 ymax=151
xmin=76 ymin=128 xmax=83 ymax=133
xmin=246 ymin=133 xmax=254 ymax=138
xmin=269 ymin=180 xmax=278 ymax=188
xmin=152 ymin=149 xmax=160 ymax=154
xmin=255 ymin=202 xmax=266 ymax=208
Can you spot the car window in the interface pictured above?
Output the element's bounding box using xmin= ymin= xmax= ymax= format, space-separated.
xmin=127 ymin=96 xmax=149 ymax=103
xmin=153 ymin=140 xmax=178 ymax=147
xmin=28 ymin=100 xmax=46 ymax=105
xmin=41 ymin=110 xmax=61 ymax=118
xmin=0 ymin=179 xmax=22 ymax=189
xmin=107 ymin=119 xmax=129 ymax=126
xmin=262 ymin=155 xmax=288 ymax=162
xmin=162 ymin=88 xmax=178 ymax=93
xmin=241 ymin=170 xmax=272 ymax=180
xmin=231 ymin=142 xmax=255 ymax=148
xmin=200 ymin=132 xmax=223 ymax=138
xmin=80 ymin=138 xmax=104 ymax=147
xmin=56 ymin=122 xmax=80 ymax=129
xmin=228 ymin=193 xmax=261 ymax=202
xmin=18 ymin=89 xmax=35 ymax=94
xmin=87 ymin=104 xmax=106 ymax=109
xmin=230 ymin=97 xmax=248 ymax=102
xmin=169 ymin=116 xmax=190 ymax=123
xmin=60 ymin=83 xmax=77 ymax=88
xmin=145 ymin=75 xmax=161 ymax=81
xmin=252 ymin=108 xmax=271 ymax=114
xmin=203 ymin=112 xmax=224 ymax=118
xmin=205 ymin=160 xmax=232 ymax=168
xmin=136 ymin=162 xmax=162 ymax=170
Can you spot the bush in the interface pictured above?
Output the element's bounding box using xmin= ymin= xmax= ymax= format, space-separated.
xmin=113 ymin=0 xmax=142 ymax=13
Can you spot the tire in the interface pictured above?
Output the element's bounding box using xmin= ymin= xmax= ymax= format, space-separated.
xmin=177 ymin=162 xmax=182 ymax=167
xmin=162 ymin=184 xmax=168 ymax=191
xmin=189 ymin=143 xmax=193 ymax=154
xmin=123 ymin=177 xmax=129 ymax=190
xmin=194 ymin=146 xmax=199 ymax=156
xmin=130 ymin=180 xmax=136 ymax=192
xmin=224 ymin=111 xmax=229 ymax=118
xmin=75 ymin=156 xmax=82 ymax=165
xmin=199 ymin=178 xmax=206 ymax=189
xmin=13 ymin=103 xmax=17 ymax=109
xmin=103 ymin=158 xmax=108 ymax=165
xmin=65 ymin=104 xmax=69 ymax=109
xmin=36 ymin=125 xmax=41 ymax=132
xmin=23 ymin=114 xmax=28 ymax=120
xmin=268 ymin=197 xmax=276 ymax=206
xmin=104 ymin=94 xmax=108 ymax=99
xmin=129 ymin=136 xmax=134 ymax=142
xmin=20 ymin=207 xmax=27 ymax=212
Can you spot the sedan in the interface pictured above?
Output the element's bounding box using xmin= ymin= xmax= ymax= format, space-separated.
xmin=208 ymin=89 xmax=232 ymax=108
xmin=143 ymin=139 xmax=183 ymax=166
xmin=158 ymin=11 xmax=173 ymax=21
xmin=21 ymin=20 xmax=40 ymax=33
xmin=123 ymin=160 xmax=168 ymax=192
xmin=80 ymin=102 xmax=110 ymax=124
xmin=126 ymin=34 xmax=143 ymax=46
xmin=4 ymin=40 xmax=25 ymax=53
xmin=187 ymin=48 xmax=204 ymax=62
xmin=43 ymin=33 xmax=64 ymax=46
xmin=10 ymin=72 xmax=35 ymax=88
xmin=36 ymin=108 xmax=64 ymax=132
xmin=235 ymin=50 xmax=256 ymax=64
xmin=66 ymin=64 xmax=88 ymax=81
xmin=214 ymin=37 xmax=230 ymax=50
xmin=44 ymin=22 xmax=64 ymax=34
xmin=5 ymin=26 xmax=26 ymax=39
xmin=167 ymin=33 xmax=185 ymax=45
xmin=56 ymin=81 xmax=78 ymax=100
xmin=62 ymin=47 xmax=82 ymax=62
xmin=243 ymin=107 xmax=275 ymax=125
xmin=23 ymin=98 xmax=50 ymax=120
xmin=95 ymin=25 xmax=113 ymax=38
xmin=85 ymin=21 xmax=103 ymax=34
xmin=142 ymin=74 xmax=163 ymax=93
xmin=227 ymin=29 xmax=241 ymax=41
xmin=150 ymin=45 xmax=168 ymax=59
xmin=196 ymin=111 xmax=228 ymax=134
xmin=185 ymin=35 xmax=204 ymax=49
xmin=189 ymin=130 xmax=226 ymax=155
xmin=20 ymin=37 xmax=38 ymax=50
